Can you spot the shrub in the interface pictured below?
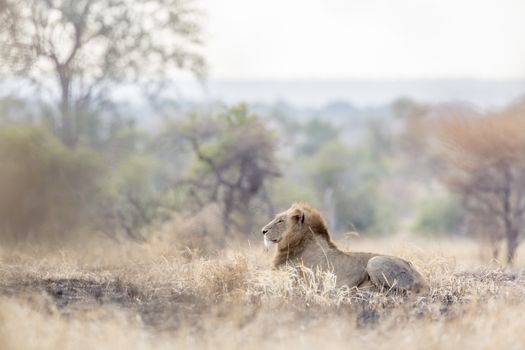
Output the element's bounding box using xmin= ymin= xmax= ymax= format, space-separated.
xmin=413 ymin=193 xmax=465 ymax=236
xmin=0 ymin=125 xmax=102 ymax=242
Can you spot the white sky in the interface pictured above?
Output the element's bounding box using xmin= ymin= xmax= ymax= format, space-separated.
xmin=199 ymin=0 xmax=525 ymax=80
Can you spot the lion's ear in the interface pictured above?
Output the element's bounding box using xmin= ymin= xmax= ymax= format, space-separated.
xmin=290 ymin=207 xmax=305 ymax=225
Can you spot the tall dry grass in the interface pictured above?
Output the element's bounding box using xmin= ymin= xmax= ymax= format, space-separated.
xmin=1 ymin=233 xmax=525 ymax=350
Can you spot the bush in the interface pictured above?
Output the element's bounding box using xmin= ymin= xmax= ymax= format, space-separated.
xmin=413 ymin=193 xmax=465 ymax=236
xmin=0 ymin=125 xmax=102 ymax=242
xmin=301 ymin=140 xmax=393 ymax=234
xmin=101 ymin=155 xmax=163 ymax=240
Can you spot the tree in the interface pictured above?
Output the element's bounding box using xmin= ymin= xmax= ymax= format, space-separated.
xmin=297 ymin=118 xmax=339 ymax=156
xmin=0 ymin=0 xmax=205 ymax=147
xmin=99 ymin=154 xmax=162 ymax=241
xmin=175 ymin=105 xmax=281 ymax=234
xmin=302 ymin=139 xmax=389 ymax=234
xmin=439 ymin=111 xmax=525 ymax=263
xmin=392 ymin=98 xmax=430 ymax=157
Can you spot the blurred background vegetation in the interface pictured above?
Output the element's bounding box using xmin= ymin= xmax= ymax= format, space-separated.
xmin=1 ymin=0 xmax=525 ymax=264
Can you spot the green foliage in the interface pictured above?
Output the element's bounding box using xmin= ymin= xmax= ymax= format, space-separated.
xmin=103 ymin=155 xmax=162 ymax=240
xmin=305 ymin=141 xmax=352 ymax=190
xmin=391 ymin=98 xmax=428 ymax=120
xmin=0 ymin=125 xmax=102 ymax=240
xmin=413 ymin=194 xmax=465 ymax=236
xmin=299 ymin=139 xmax=394 ymax=234
xmin=268 ymin=178 xmax=319 ymax=211
xmin=110 ymin=156 xmax=158 ymax=198
xmin=177 ymin=105 xmax=280 ymax=233
xmin=0 ymin=124 xmax=170 ymax=242
xmin=298 ymin=118 xmax=339 ymax=155
xmin=221 ymin=104 xmax=257 ymax=125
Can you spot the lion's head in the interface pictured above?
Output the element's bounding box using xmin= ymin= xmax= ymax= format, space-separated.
xmin=261 ymin=203 xmax=334 ymax=250
xmin=261 ymin=209 xmax=289 ymax=247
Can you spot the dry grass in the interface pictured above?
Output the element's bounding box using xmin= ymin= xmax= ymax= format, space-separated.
xmin=1 ymin=235 xmax=525 ymax=350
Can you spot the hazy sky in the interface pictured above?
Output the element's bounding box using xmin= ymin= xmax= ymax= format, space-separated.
xmin=200 ymin=0 xmax=525 ymax=80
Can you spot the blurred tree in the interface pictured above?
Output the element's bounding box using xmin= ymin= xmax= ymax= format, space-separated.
xmin=298 ymin=118 xmax=339 ymax=156
xmin=466 ymin=212 xmax=504 ymax=260
xmin=0 ymin=123 xmax=165 ymax=242
xmin=413 ymin=194 xmax=465 ymax=236
xmin=0 ymin=125 xmax=102 ymax=241
xmin=439 ymin=111 xmax=525 ymax=263
xmin=99 ymin=155 xmax=161 ymax=240
xmin=392 ymin=98 xmax=432 ymax=160
xmin=366 ymin=119 xmax=396 ymax=159
xmin=303 ymin=140 xmax=388 ymax=234
xmin=177 ymin=105 xmax=280 ymax=234
xmin=0 ymin=0 xmax=205 ymax=148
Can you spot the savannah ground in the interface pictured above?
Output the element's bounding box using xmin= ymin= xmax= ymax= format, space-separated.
xmin=1 ymin=231 xmax=525 ymax=350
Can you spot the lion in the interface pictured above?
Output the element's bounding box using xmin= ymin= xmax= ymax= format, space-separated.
xmin=262 ymin=203 xmax=429 ymax=293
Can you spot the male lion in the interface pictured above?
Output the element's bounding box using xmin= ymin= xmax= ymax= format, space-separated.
xmin=262 ymin=203 xmax=429 ymax=293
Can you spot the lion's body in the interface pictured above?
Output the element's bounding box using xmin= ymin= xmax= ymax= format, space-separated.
xmin=262 ymin=203 xmax=429 ymax=293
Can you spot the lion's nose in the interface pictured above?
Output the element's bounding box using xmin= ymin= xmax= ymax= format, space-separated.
xmin=262 ymin=228 xmax=268 ymax=235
